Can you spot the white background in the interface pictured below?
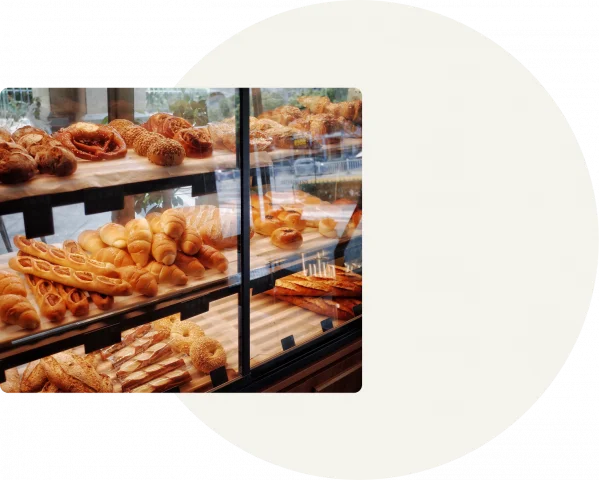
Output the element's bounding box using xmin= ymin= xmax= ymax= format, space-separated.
xmin=177 ymin=2 xmax=598 ymax=477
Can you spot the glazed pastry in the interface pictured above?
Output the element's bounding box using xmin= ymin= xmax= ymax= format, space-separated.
xmin=93 ymin=247 xmax=135 ymax=268
xmin=0 ymin=127 xmax=12 ymax=142
xmin=125 ymin=218 xmax=153 ymax=267
xmin=254 ymin=214 xmax=284 ymax=236
xmin=0 ymin=294 xmax=40 ymax=330
xmin=270 ymin=227 xmax=303 ymax=250
xmin=99 ymin=223 xmax=128 ymax=248
xmin=161 ymin=116 xmax=192 ymax=139
xmin=319 ymin=218 xmax=338 ymax=238
xmin=174 ymin=127 xmax=212 ymax=158
xmin=53 ymin=122 xmax=126 ymax=161
xmin=146 ymin=261 xmax=188 ymax=285
xmin=277 ymin=210 xmax=306 ymax=231
xmin=78 ymin=230 xmax=108 ymax=254
xmin=142 ymin=113 xmax=173 ymax=135
xmin=151 ymin=233 xmax=177 ymax=266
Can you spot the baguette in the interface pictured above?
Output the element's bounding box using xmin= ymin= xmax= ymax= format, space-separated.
xmin=78 ymin=230 xmax=107 ymax=254
xmin=110 ymin=330 xmax=169 ymax=368
xmin=120 ymin=357 xmax=185 ymax=392
xmin=89 ymin=292 xmax=114 ymax=310
xmin=289 ymin=273 xmax=362 ymax=297
xmin=9 ymin=256 xmax=132 ymax=296
xmin=99 ymin=223 xmax=127 ymax=248
xmin=25 ymin=274 xmax=66 ymax=322
xmin=130 ymin=368 xmax=191 ymax=393
xmin=21 ymin=359 xmax=48 ymax=392
xmin=117 ymin=266 xmax=158 ymax=297
xmin=174 ymin=252 xmax=206 ymax=278
xmin=265 ymin=293 xmax=357 ymax=320
xmin=100 ymin=324 xmax=152 ymax=360
xmin=41 ymin=352 xmax=113 ymax=393
xmin=40 ymin=382 xmax=61 ymax=393
xmin=196 ymin=245 xmax=228 ymax=272
xmin=93 ymin=246 xmax=135 ymax=268
xmin=56 ymin=283 xmax=90 ymax=316
xmin=151 ymin=233 xmax=177 ymax=265
xmin=146 ymin=261 xmax=188 ymax=285
xmin=116 ymin=342 xmax=173 ymax=380
xmin=160 ymin=208 xmax=186 ymax=240
xmin=178 ymin=225 xmax=202 ymax=255
xmin=146 ymin=212 xmax=163 ymax=234
xmin=14 ymin=235 xmax=120 ymax=278
xmin=125 ymin=218 xmax=153 ymax=267
xmin=272 ymin=278 xmax=331 ymax=296
xmin=0 ymin=293 xmax=40 ymax=330
xmin=0 ymin=269 xmax=27 ymax=296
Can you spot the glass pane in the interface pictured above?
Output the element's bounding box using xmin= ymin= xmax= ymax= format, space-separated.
xmin=0 ymin=88 xmax=240 ymax=392
xmin=248 ymin=88 xmax=363 ymax=373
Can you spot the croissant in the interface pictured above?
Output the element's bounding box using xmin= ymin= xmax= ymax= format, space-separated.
xmin=78 ymin=230 xmax=107 ymax=254
xmin=196 ymin=245 xmax=228 ymax=272
xmin=160 ymin=208 xmax=186 ymax=240
xmin=174 ymin=252 xmax=206 ymax=278
xmin=0 ymin=294 xmax=40 ymax=330
xmin=125 ymin=218 xmax=153 ymax=267
xmin=93 ymin=247 xmax=135 ymax=267
xmin=0 ymin=269 xmax=27 ymax=296
xmin=146 ymin=261 xmax=188 ymax=286
xmin=146 ymin=212 xmax=163 ymax=234
xmin=178 ymin=225 xmax=203 ymax=255
xmin=151 ymin=233 xmax=177 ymax=266
xmin=117 ymin=266 xmax=158 ymax=297
xmin=99 ymin=223 xmax=127 ymax=248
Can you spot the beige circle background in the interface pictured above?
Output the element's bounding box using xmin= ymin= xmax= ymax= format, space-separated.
xmin=176 ymin=2 xmax=597 ymax=478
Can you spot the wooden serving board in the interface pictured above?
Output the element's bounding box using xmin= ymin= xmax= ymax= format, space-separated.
xmin=0 ymin=148 xmax=272 ymax=203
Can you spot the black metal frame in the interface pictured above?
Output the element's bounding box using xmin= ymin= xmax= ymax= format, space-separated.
xmin=0 ymin=87 xmax=363 ymax=388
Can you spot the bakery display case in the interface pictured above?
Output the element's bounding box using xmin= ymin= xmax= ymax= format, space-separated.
xmin=0 ymin=88 xmax=361 ymax=393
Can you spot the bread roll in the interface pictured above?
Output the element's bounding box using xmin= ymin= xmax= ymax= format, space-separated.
xmin=78 ymin=230 xmax=107 ymax=254
xmin=178 ymin=225 xmax=202 ymax=255
xmin=56 ymin=283 xmax=89 ymax=317
xmin=147 ymin=138 xmax=185 ymax=167
xmin=278 ymin=210 xmax=306 ymax=231
xmin=151 ymin=233 xmax=177 ymax=265
xmin=0 ymin=294 xmax=40 ymax=330
xmin=319 ymin=218 xmax=338 ymax=238
xmin=196 ymin=245 xmax=228 ymax=272
xmin=117 ymin=266 xmax=158 ymax=297
xmin=174 ymin=252 xmax=206 ymax=277
xmin=270 ymin=227 xmax=303 ymax=250
xmin=146 ymin=211 xmax=163 ymax=234
xmin=99 ymin=223 xmax=127 ymax=248
xmin=146 ymin=261 xmax=188 ymax=285
xmin=125 ymin=218 xmax=153 ymax=267
xmin=93 ymin=247 xmax=135 ymax=268
xmin=254 ymin=215 xmax=284 ymax=236
xmin=26 ymin=275 xmax=66 ymax=323
xmin=0 ymin=269 xmax=27 ymax=296
xmin=160 ymin=208 xmax=186 ymax=240
xmin=199 ymin=215 xmax=239 ymax=250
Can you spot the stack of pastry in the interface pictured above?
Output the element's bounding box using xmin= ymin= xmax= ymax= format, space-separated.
xmin=266 ymin=266 xmax=362 ymax=321
xmin=6 ymin=235 xmax=133 ymax=327
xmin=0 ymin=126 xmax=78 ymax=184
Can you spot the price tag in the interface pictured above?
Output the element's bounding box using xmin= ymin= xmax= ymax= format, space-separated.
xmin=210 ymin=365 xmax=229 ymax=388
xmin=281 ymin=335 xmax=296 ymax=351
xmin=321 ymin=318 xmax=334 ymax=332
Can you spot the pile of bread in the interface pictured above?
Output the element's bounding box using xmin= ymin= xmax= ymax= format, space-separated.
xmin=252 ymin=190 xmax=362 ymax=249
xmin=0 ymin=206 xmax=233 ymax=331
xmin=0 ymin=313 xmax=227 ymax=393
xmin=0 ymin=126 xmax=78 ymax=184
xmin=266 ymin=266 xmax=362 ymax=321
xmin=207 ymin=95 xmax=362 ymax=153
